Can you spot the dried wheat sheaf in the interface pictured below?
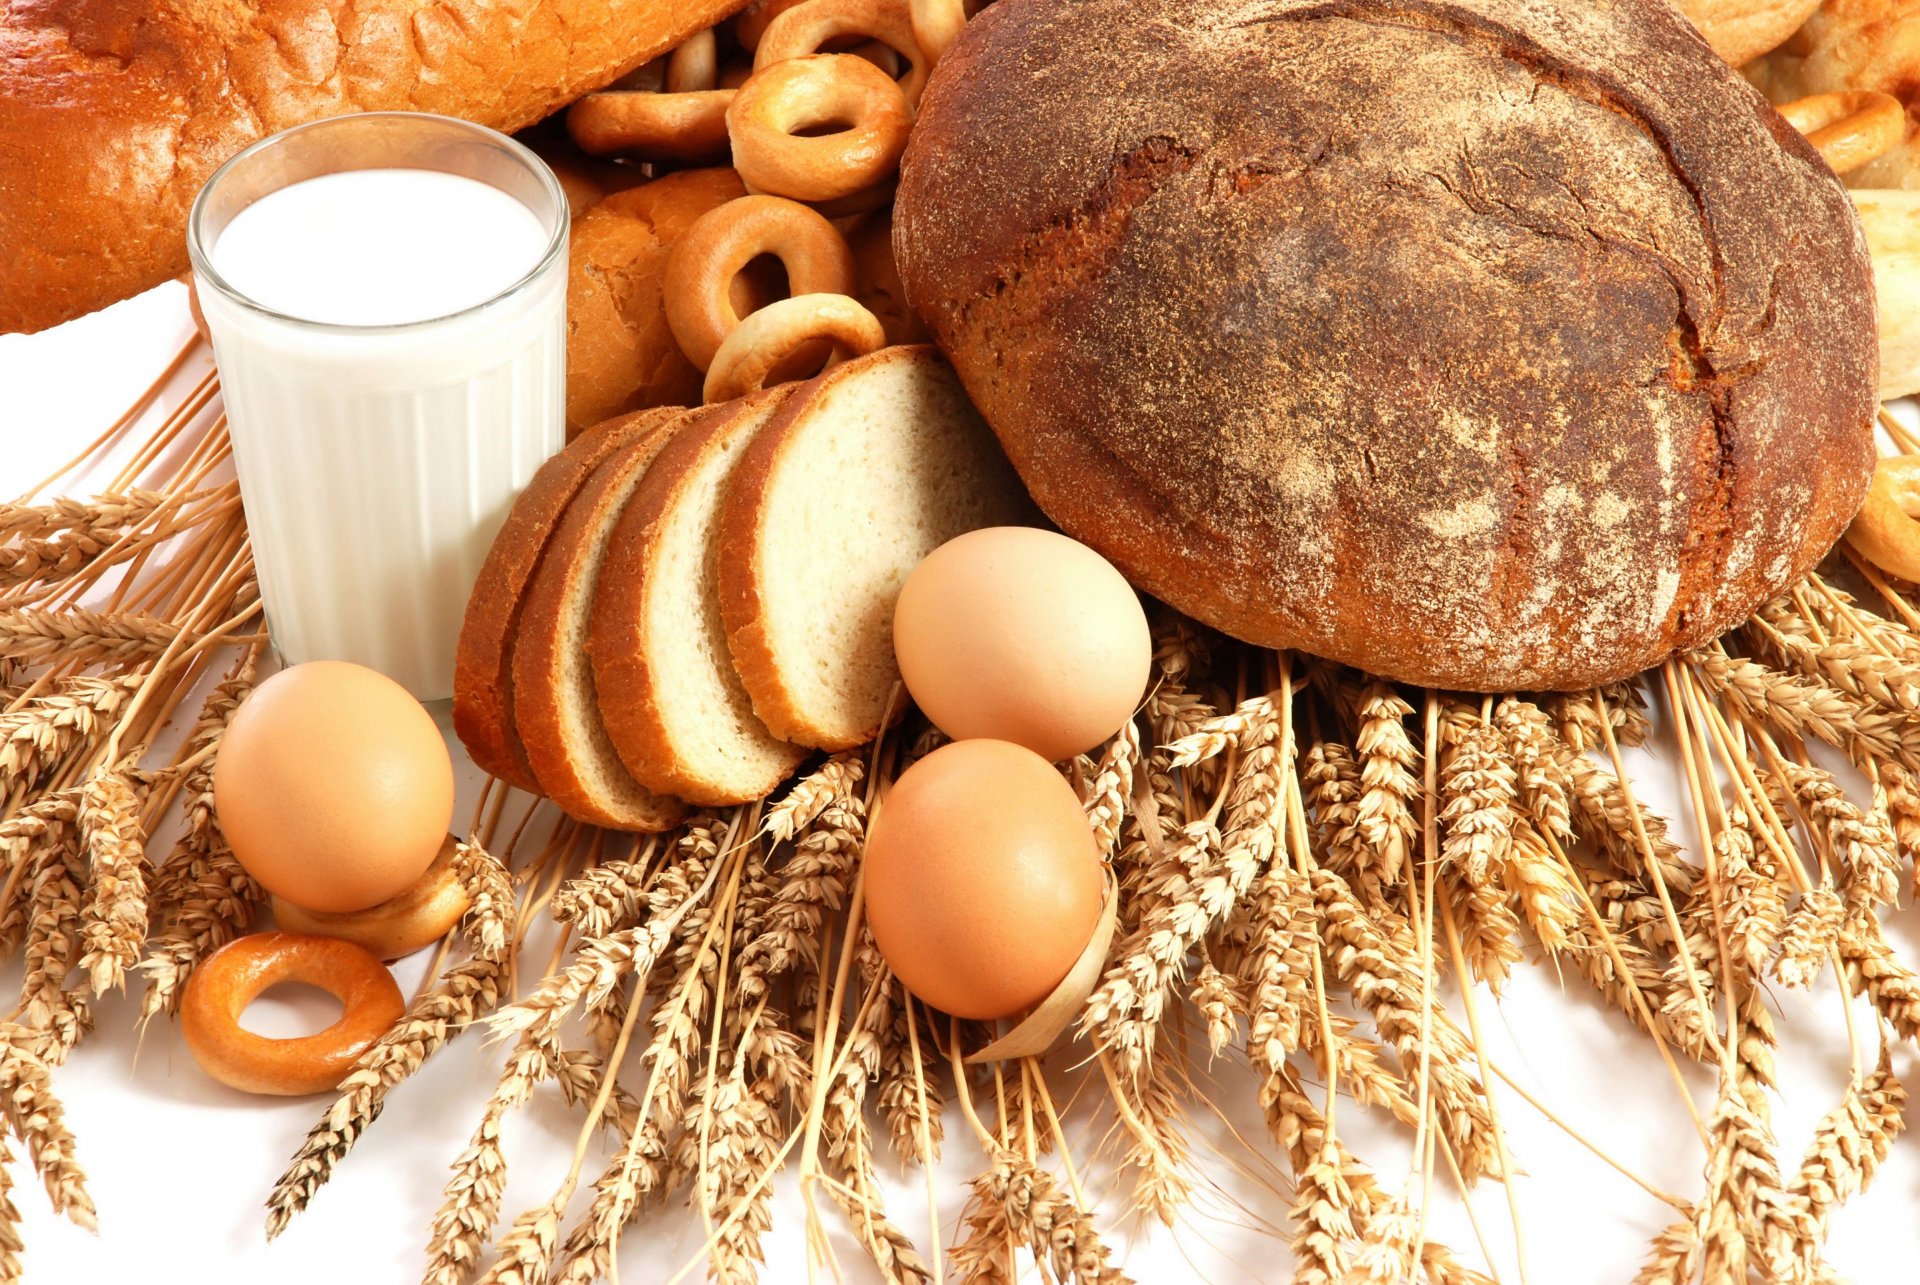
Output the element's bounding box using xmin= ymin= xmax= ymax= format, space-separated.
xmin=4 ymin=343 xmax=1918 ymax=1285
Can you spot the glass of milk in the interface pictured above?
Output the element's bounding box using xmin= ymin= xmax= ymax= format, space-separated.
xmin=187 ymin=112 xmax=568 ymax=701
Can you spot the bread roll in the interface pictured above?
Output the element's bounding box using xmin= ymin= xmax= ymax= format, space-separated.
xmin=567 ymin=169 xmax=747 ymax=435
xmin=895 ymin=0 xmax=1878 ymax=692
xmin=1745 ymin=0 xmax=1920 ymax=189
xmin=1678 ymin=0 xmax=1822 ymax=66
xmin=1854 ymin=190 xmax=1920 ymax=400
xmin=0 ymin=0 xmax=750 ymax=334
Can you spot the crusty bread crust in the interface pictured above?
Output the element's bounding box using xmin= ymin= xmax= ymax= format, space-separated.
xmin=591 ymin=388 xmax=806 ymax=805
xmin=453 ymin=407 xmax=685 ymax=791
xmin=895 ymin=0 xmax=1879 ymax=691
xmin=566 ymin=169 xmax=748 ymax=436
xmin=0 ymin=0 xmax=752 ymax=334
xmin=513 ymin=410 xmax=706 ymax=830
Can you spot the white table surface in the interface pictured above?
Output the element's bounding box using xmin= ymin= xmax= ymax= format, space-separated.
xmin=2 ymin=283 xmax=1915 ymax=1285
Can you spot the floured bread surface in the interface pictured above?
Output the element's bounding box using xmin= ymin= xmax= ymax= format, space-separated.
xmin=719 ymin=346 xmax=1034 ymax=749
xmin=894 ymin=0 xmax=1879 ymax=691
xmin=511 ymin=410 xmax=700 ymax=832
xmin=591 ymin=389 xmax=806 ymax=805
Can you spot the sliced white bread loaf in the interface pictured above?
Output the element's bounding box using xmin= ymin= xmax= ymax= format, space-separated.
xmin=454 ymin=407 xmax=684 ymax=791
xmin=512 ymin=408 xmax=712 ymax=831
xmin=590 ymin=388 xmax=808 ymax=806
xmin=717 ymin=346 xmax=1034 ymax=750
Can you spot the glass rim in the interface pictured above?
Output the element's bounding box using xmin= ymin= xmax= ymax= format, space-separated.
xmin=185 ymin=111 xmax=569 ymax=336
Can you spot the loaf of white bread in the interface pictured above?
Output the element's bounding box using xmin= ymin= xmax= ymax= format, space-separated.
xmin=0 ymin=0 xmax=752 ymax=335
xmin=454 ymin=345 xmax=1034 ymax=824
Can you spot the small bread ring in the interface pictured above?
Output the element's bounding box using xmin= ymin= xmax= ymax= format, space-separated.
xmin=1778 ymin=91 xmax=1909 ymax=175
xmin=742 ymin=174 xmax=897 ymax=220
xmin=726 ymin=54 xmax=911 ymax=203
xmin=180 ymin=932 xmax=404 ymax=1096
xmin=270 ymin=834 xmax=470 ymax=961
xmin=608 ymin=57 xmax=668 ymax=94
xmin=735 ymin=0 xmax=812 ymax=52
xmin=568 ymin=90 xmax=736 ymax=163
xmin=1846 ymin=456 xmax=1920 ymax=582
xmin=702 ymin=293 xmax=886 ymax=402
xmin=756 ymin=0 xmax=930 ymax=105
xmin=666 ymin=29 xmax=720 ymax=93
xmin=909 ymin=0 xmax=967 ymax=63
xmin=663 ymin=195 xmax=857 ymax=369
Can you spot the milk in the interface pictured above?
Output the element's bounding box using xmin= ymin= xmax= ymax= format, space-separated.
xmin=192 ymin=135 xmax=567 ymax=701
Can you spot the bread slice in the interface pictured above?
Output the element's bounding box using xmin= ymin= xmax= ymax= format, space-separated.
xmin=590 ymin=389 xmax=808 ymax=805
xmin=453 ymin=407 xmax=685 ymax=790
xmin=512 ymin=408 xmax=716 ymax=830
xmin=717 ymin=346 xmax=1034 ymax=749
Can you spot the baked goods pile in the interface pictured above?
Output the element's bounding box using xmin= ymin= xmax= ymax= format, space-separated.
xmin=13 ymin=0 xmax=1920 ymax=1279
xmin=553 ymin=2 xmax=941 ymax=433
xmin=896 ymin=0 xmax=1884 ymax=693
xmin=453 ymin=344 xmax=1031 ymax=827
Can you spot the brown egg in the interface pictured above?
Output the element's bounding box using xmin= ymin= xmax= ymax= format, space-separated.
xmin=892 ymin=527 xmax=1152 ymax=763
xmin=214 ymin=661 xmax=455 ymax=913
xmin=864 ymin=739 xmax=1102 ymax=1020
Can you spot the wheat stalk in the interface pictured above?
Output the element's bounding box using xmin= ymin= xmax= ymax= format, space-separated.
xmin=1774 ymin=887 xmax=1845 ymax=990
xmin=1311 ymin=866 xmax=1498 ymax=1179
xmin=1631 ymin=1214 xmax=1701 ymax=1285
xmin=1781 ymin=760 xmax=1901 ymax=910
xmin=0 ymin=608 xmax=185 ymax=668
xmin=75 ymin=769 xmax=147 ymax=994
xmin=0 ymin=1133 xmax=22 ymax=1282
xmin=1083 ymin=719 xmax=1140 ymax=860
xmin=424 ymin=1044 xmax=548 ymax=1285
xmin=1687 ymin=647 xmax=1920 ymax=774
xmin=953 ymin=1154 xmax=1130 ymax=1285
xmin=267 ymin=956 xmax=505 ymax=1238
xmin=0 ymin=1027 xmax=93 ymax=1231
xmin=764 ymin=752 xmax=863 ymax=843
xmin=1242 ymin=862 xmax=1313 ymax=1071
xmin=0 ymin=676 xmax=139 ymax=797
xmin=1838 ymin=906 xmax=1920 ymax=1040
xmin=1785 ymin=1046 xmax=1906 ymax=1272
xmin=1351 ymin=682 xmax=1419 ymax=890
xmin=1289 ymin=1137 xmax=1358 ymax=1285
xmin=455 ymin=840 xmax=514 ymax=961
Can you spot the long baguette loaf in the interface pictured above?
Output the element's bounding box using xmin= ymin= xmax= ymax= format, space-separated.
xmin=0 ymin=0 xmax=750 ymax=334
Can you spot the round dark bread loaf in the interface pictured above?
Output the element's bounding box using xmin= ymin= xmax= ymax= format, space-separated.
xmin=893 ymin=0 xmax=1879 ymax=691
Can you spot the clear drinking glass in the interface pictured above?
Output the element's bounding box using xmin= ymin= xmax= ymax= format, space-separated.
xmin=187 ymin=111 xmax=568 ymax=701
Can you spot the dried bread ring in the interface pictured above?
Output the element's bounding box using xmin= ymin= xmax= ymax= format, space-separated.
xmin=568 ymin=90 xmax=736 ymax=163
xmin=909 ymin=0 xmax=967 ymax=62
xmin=736 ymin=0 xmax=812 ymax=51
xmin=663 ymin=194 xmax=857 ymax=369
xmin=726 ymin=54 xmax=911 ymax=203
xmin=1778 ymin=91 xmax=1908 ymax=175
xmin=180 ymin=932 xmax=404 ymax=1097
xmin=702 ymin=292 xmax=886 ymax=402
xmin=1846 ymin=456 xmax=1920 ymax=583
xmin=666 ymin=29 xmax=720 ymax=93
xmin=756 ymin=0 xmax=931 ymax=105
xmin=270 ymin=834 xmax=470 ymax=961
xmin=742 ymin=174 xmax=898 ymax=220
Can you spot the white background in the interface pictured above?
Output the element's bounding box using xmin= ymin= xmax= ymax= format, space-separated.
xmin=2 ymin=285 xmax=1915 ymax=1284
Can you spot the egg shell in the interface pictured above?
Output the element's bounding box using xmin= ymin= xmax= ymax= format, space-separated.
xmin=892 ymin=526 xmax=1151 ymax=762
xmin=863 ymin=738 xmax=1102 ymax=1021
xmin=214 ymin=661 xmax=455 ymax=913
